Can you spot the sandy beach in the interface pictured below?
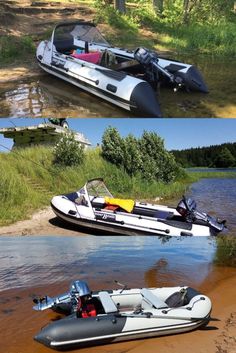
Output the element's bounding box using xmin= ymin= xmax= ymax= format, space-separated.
xmin=0 ymin=207 xmax=88 ymax=236
xmin=0 ymin=269 xmax=235 ymax=353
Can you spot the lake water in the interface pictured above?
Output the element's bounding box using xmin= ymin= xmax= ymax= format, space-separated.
xmin=187 ymin=168 xmax=236 ymax=173
xmin=0 ymin=57 xmax=235 ymax=118
xmin=0 ymin=236 xmax=217 ymax=292
xmin=0 ymin=177 xmax=235 ymax=293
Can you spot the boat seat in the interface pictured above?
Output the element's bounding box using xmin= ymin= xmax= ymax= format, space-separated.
xmin=54 ymin=35 xmax=77 ymax=53
xmin=141 ymin=288 xmax=168 ymax=309
xmin=98 ymin=291 xmax=118 ymax=314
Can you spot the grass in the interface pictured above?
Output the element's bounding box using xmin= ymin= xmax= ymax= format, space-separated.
xmin=1 ymin=146 xmax=236 ymax=226
xmin=95 ymin=3 xmax=236 ymax=56
xmin=0 ymin=35 xmax=35 ymax=65
xmin=214 ymin=236 xmax=236 ymax=267
xmin=1 ymin=1 xmax=235 ymax=66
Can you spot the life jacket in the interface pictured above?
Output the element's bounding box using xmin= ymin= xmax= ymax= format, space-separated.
xmin=81 ymin=303 xmax=97 ymax=318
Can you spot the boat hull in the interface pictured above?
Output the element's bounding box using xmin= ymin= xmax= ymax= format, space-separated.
xmin=51 ymin=201 xmax=212 ymax=237
xmin=35 ymin=312 xmax=210 ymax=350
xmin=36 ymin=41 xmax=162 ymax=117
xmin=33 ymin=282 xmax=212 ymax=350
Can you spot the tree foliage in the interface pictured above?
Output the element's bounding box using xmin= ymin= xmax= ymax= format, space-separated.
xmin=53 ymin=132 xmax=85 ymax=167
xmin=214 ymin=147 xmax=236 ymax=168
xmin=172 ymin=142 xmax=236 ymax=168
xmin=101 ymin=127 xmax=179 ymax=183
xmin=101 ymin=126 xmax=125 ymax=166
xmin=95 ymin=0 xmax=235 ymax=24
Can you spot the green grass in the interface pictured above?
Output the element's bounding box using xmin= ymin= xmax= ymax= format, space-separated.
xmin=0 ymin=35 xmax=35 ymax=64
xmin=214 ymin=236 xmax=236 ymax=267
xmin=1 ymin=1 xmax=235 ymax=67
xmin=95 ymin=3 xmax=236 ymax=56
xmin=1 ymin=146 xmax=236 ymax=226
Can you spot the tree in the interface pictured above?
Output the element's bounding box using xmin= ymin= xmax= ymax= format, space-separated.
xmin=153 ymin=0 xmax=164 ymax=15
xmin=101 ymin=128 xmax=180 ymax=183
xmin=101 ymin=126 xmax=125 ymax=166
xmin=123 ymin=134 xmax=142 ymax=176
xmin=114 ymin=0 xmax=126 ymax=14
xmin=139 ymin=131 xmax=179 ymax=183
xmin=214 ymin=147 xmax=235 ymax=168
xmin=53 ymin=132 xmax=85 ymax=167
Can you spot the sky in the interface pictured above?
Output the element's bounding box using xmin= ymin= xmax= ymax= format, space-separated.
xmin=0 ymin=118 xmax=236 ymax=152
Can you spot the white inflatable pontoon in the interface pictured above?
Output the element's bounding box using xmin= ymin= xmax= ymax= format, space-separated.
xmin=36 ymin=21 xmax=208 ymax=117
xmin=33 ymin=280 xmax=212 ymax=350
xmin=51 ymin=178 xmax=226 ymax=237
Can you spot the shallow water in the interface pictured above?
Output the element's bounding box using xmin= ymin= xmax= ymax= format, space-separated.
xmin=0 ymin=236 xmax=217 ymax=292
xmin=186 ymin=178 xmax=236 ymax=233
xmin=0 ymin=57 xmax=235 ymax=117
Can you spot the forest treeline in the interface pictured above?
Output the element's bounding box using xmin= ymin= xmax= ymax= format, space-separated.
xmin=110 ymin=0 xmax=235 ymax=24
xmin=172 ymin=142 xmax=236 ymax=168
xmin=95 ymin=0 xmax=236 ymax=55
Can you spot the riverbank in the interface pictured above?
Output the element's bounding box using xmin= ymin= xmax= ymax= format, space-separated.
xmin=1 ymin=146 xmax=236 ymax=227
xmin=0 ymin=266 xmax=235 ymax=353
xmin=0 ymin=206 xmax=88 ymax=236
xmin=0 ymin=146 xmax=183 ymax=226
xmin=1 ymin=0 xmax=236 ymax=79
xmin=1 ymin=1 xmax=235 ymax=117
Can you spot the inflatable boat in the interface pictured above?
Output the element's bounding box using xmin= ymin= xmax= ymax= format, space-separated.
xmin=36 ymin=21 xmax=208 ymax=117
xmin=50 ymin=178 xmax=226 ymax=236
xmin=33 ymin=280 xmax=212 ymax=350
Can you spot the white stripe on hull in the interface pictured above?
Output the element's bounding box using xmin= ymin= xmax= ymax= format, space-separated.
xmin=51 ymin=318 xmax=206 ymax=347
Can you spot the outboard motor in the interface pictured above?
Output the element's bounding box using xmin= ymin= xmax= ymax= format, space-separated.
xmin=177 ymin=196 xmax=226 ymax=234
xmin=70 ymin=280 xmax=91 ymax=297
xmin=33 ymin=280 xmax=92 ymax=312
xmin=134 ymin=47 xmax=183 ymax=91
xmin=176 ymin=197 xmax=197 ymax=222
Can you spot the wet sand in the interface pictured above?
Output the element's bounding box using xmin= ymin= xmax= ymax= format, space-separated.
xmin=0 ymin=268 xmax=235 ymax=353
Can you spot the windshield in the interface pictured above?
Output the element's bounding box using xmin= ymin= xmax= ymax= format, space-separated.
xmin=85 ymin=179 xmax=113 ymax=198
xmin=54 ymin=23 xmax=109 ymax=45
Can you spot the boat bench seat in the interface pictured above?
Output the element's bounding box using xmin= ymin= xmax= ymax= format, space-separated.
xmin=141 ymin=288 xmax=168 ymax=309
xmin=98 ymin=291 xmax=118 ymax=314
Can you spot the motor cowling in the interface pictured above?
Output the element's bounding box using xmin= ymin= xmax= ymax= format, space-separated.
xmin=177 ymin=197 xmax=226 ymax=234
xmin=176 ymin=197 xmax=197 ymax=220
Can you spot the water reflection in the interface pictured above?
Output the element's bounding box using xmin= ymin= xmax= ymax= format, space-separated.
xmin=0 ymin=236 xmax=216 ymax=292
xmin=0 ymin=76 xmax=127 ymax=118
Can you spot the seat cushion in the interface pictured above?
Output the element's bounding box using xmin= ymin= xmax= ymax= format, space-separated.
xmin=98 ymin=291 xmax=118 ymax=314
xmin=141 ymin=288 xmax=168 ymax=309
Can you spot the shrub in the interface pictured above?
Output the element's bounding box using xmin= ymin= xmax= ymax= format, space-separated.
xmin=53 ymin=132 xmax=85 ymax=167
xmin=101 ymin=126 xmax=125 ymax=166
xmin=101 ymin=127 xmax=180 ymax=183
